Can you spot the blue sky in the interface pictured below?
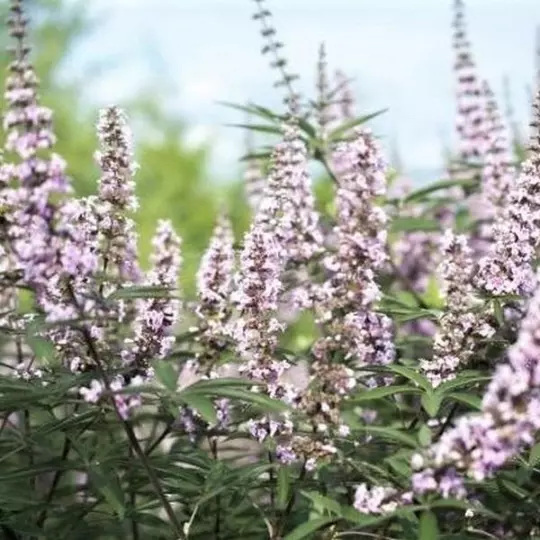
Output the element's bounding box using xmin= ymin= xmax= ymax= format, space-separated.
xmin=62 ymin=0 xmax=540 ymax=182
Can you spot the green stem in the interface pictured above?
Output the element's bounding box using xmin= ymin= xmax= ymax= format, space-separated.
xmin=66 ymin=282 xmax=185 ymax=538
xmin=82 ymin=326 xmax=185 ymax=539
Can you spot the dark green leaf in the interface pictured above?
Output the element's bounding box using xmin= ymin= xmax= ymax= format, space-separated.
xmin=283 ymin=516 xmax=337 ymax=540
xmin=350 ymin=385 xmax=421 ymax=403
xmin=421 ymin=392 xmax=442 ymax=417
xmin=277 ymin=467 xmax=290 ymax=509
xmin=419 ymin=511 xmax=439 ymax=540
xmin=154 ymin=360 xmax=178 ymax=391
xmin=300 ymin=491 xmax=342 ymax=515
xmin=446 ymin=392 xmax=482 ymax=410
xmin=178 ymin=393 xmax=217 ymax=425
xmin=354 ymin=425 xmax=417 ymax=447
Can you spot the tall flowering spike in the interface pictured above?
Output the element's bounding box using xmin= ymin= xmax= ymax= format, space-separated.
xmin=257 ymin=120 xmax=323 ymax=266
xmin=123 ymin=220 xmax=182 ymax=372
xmin=536 ymin=27 xmax=540 ymax=96
xmin=0 ymin=153 xmax=18 ymax=324
xmin=175 ymin=215 xmax=236 ymax=436
xmin=3 ymin=0 xmax=75 ymax=295
xmin=413 ymin=269 xmax=540 ymax=498
xmin=323 ymin=128 xmax=390 ymax=311
xmin=452 ymin=0 xmax=488 ymax=173
xmin=502 ymin=76 xmax=523 ymax=151
xmin=476 ymin=89 xmax=540 ymax=296
xmin=477 ymin=81 xmax=515 ymax=218
xmin=314 ymin=43 xmax=336 ymax=138
xmin=231 ymin=221 xmax=297 ymax=445
xmin=420 ymin=231 xmax=494 ymax=388
xmin=299 ymin=129 xmax=394 ymax=467
xmin=243 ymin=126 xmax=266 ymax=213
xmin=252 ymin=0 xmax=301 ymax=115
xmin=95 ymin=106 xmax=141 ymax=284
xmin=334 ymin=70 xmax=355 ymax=122
xmin=320 ymin=129 xmax=395 ymax=368
xmin=231 ymin=223 xmax=282 ymax=364
xmin=196 ymin=213 xmax=235 ymax=335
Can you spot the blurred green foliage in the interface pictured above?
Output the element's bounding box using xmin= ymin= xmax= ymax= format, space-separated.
xmin=0 ymin=0 xmax=252 ymax=295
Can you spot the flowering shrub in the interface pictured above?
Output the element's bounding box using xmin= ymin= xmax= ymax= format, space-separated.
xmin=1 ymin=0 xmax=540 ymax=539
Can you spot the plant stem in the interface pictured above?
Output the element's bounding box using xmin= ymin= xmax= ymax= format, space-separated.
xmin=77 ymin=321 xmax=185 ymax=539
xmin=276 ymin=462 xmax=307 ymax=538
xmin=210 ymin=437 xmax=221 ymax=540
xmin=66 ymin=282 xmax=185 ymax=538
xmin=129 ymin=443 xmax=140 ymax=540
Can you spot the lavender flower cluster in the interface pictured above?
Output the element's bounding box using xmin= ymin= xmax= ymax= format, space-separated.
xmin=6 ymin=0 xmax=540 ymax=533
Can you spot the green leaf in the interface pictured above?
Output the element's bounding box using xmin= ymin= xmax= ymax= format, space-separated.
xmin=283 ymin=516 xmax=337 ymax=540
xmin=421 ymin=391 xmax=442 ymax=417
xmin=181 ymin=377 xmax=252 ymax=392
xmin=384 ymin=364 xmax=432 ymax=392
xmin=447 ymin=392 xmax=482 ymax=410
xmin=88 ymin=467 xmax=125 ymax=520
xmin=419 ymin=511 xmax=439 ymax=540
xmin=296 ymin=117 xmax=317 ymax=138
xmin=217 ymin=100 xmax=280 ymax=122
xmin=108 ymin=285 xmax=175 ymax=300
xmin=186 ymin=386 xmax=290 ymax=413
xmin=529 ymin=443 xmax=540 ymax=466
xmin=435 ymin=374 xmax=491 ymax=396
xmin=499 ymin=478 xmax=528 ymax=499
xmin=277 ymin=467 xmax=290 ymax=509
xmin=226 ymin=122 xmax=283 ymax=135
xmin=430 ymin=499 xmax=501 ymax=520
xmin=354 ymin=425 xmax=417 ymax=447
xmin=300 ymin=491 xmax=342 ymax=516
xmin=178 ymin=393 xmax=217 ymax=425
xmin=327 ymin=108 xmax=388 ymax=141
xmin=403 ymin=179 xmax=476 ymax=204
xmin=418 ymin=424 xmax=432 ymax=447
xmin=26 ymin=318 xmax=56 ymax=365
xmin=350 ymin=385 xmax=421 ymax=403
xmin=391 ymin=216 xmax=441 ymax=233
xmin=493 ymin=299 xmax=504 ymax=326
xmin=423 ymin=275 xmax=445 ymax=309
xmin=154 ymin=360 xmax=178 ymax=391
